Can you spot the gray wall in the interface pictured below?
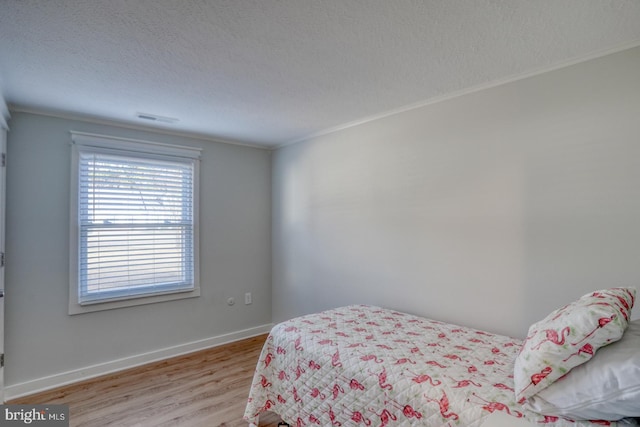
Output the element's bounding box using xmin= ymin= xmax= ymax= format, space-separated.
xmin=272 ymin=46 xmax=640 ymax=338
xmin=5 ymin=113 xmax=271 ymax=387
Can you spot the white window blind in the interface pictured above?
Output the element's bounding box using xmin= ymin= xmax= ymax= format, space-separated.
xmin=70 ymin=132 xmax=201 ymax=312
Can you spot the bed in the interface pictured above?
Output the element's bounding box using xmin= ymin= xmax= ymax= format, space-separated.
xmin=244 ymin=288 xmax=638 ymax=427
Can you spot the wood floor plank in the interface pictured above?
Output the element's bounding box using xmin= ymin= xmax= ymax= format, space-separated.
xmin=9 ymin=334 xmax=283 ymax=427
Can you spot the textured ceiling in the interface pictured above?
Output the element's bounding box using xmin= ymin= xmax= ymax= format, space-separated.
xmin=1 ymin=1 xmax=640 ymax=148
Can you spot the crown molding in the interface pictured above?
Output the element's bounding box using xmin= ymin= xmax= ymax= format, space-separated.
xmin=277 ymin=39 xmax=640 ymax=149
xmin=8 ymin=105 xmax=272 ymax=150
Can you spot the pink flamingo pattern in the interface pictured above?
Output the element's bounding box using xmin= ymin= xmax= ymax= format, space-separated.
xmin=571 ymin=314 xmax=616 ymax=345
xmin=445 ymin=375 xmax=482 ymax=388
xmin=244 ymin=303 xmax=633 ymax=427
xmin=531 ymin=327 xmax=571 ymax=350
xmin=470 ymin=392 xmax=524 ymax=418
xmin=519 ymin=366 xmax=552 ymax=396
xmin=563 ymin=343 xmax=594 ymax=362
xmin=424 ymin=390 xmax=459 ymax=420
xmin=407 ymin=370 xmax=441 ymax=386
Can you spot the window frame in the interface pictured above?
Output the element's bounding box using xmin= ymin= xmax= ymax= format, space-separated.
xmin=69 ymin=131 xmax=201 ymax=315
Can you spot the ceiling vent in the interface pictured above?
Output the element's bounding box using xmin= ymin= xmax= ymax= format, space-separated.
xmin=136 ymin=112 xmax=179 ymax=124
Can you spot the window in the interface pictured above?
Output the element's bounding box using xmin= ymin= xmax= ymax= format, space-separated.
xmin=69 ymin=132 xmax=201 ymax=314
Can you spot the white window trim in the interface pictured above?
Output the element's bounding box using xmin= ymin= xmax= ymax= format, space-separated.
xmin=69 ymin=131 xmax=202 ymax=315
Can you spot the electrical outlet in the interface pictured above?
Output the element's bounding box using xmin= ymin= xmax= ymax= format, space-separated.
xmin=245 ymin=292 xmax=252 ymax=305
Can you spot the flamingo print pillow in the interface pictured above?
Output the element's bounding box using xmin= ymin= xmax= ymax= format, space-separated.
xmin=514 ymin=287 xmax=636 ymax=403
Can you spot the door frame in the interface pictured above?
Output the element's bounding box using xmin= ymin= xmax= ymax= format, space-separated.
xmin=0 ymin=127 xmax=6 ymax=402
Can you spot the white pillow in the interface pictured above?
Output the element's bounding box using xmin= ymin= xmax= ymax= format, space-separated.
xmin=524 ymin=319 xmax=640 ymax=420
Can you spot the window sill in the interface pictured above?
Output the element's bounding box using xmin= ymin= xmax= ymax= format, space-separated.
xmin=68 ymin=287 xmax=201 ymax=315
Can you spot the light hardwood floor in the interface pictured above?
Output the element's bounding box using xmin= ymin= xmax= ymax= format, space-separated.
xmin=10 ymin=334 xmax=283 ymax=427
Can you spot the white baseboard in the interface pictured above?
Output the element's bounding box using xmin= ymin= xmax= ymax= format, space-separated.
xmin=4 ymin=323 xmax=273 ymax=401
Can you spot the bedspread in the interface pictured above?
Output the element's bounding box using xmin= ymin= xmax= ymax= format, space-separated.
xmin=244 ymin=305 xmax=616 ymax=427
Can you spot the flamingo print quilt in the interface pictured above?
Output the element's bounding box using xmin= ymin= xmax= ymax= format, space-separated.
xmin=244 ymin=305 xmax=617 ymax=427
